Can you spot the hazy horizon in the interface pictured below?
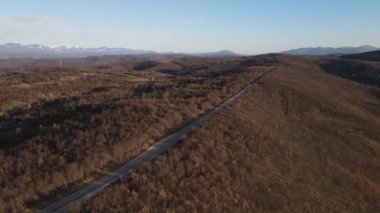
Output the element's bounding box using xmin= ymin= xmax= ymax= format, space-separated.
xmin=1 ymin=0 xmax=379 ymax=54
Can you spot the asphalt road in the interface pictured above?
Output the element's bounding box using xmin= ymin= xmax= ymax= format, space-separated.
xmin=39 ymin=68 xmax=275 ymax=212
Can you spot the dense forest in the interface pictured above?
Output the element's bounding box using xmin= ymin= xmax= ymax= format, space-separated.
xmin=0 ymin=55 xmax=274 ymax=212
xmin=76 ymin=55 xmax=380 ymax=212
xmin=1 ymin=54 xmax=379 ymax=212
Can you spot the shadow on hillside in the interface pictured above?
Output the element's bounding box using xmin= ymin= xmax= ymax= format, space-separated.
xmin=0 ymin=97 xmax=106 ymax=151
xmin=341 ymin=50 xmax=380 ymax=62
xmin=319 ymin=59 xmax=380 ymax=87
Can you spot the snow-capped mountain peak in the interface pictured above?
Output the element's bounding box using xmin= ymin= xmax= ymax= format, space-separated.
xmin=0 ymin=43 xmax=154 ymax=58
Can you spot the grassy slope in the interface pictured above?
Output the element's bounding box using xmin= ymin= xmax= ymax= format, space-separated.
xmin=80 ymin=56 xmax=380 ymax=212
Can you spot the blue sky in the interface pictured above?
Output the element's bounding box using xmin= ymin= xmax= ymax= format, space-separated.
xmin=0 ymin=0 xmax=379 ymax=54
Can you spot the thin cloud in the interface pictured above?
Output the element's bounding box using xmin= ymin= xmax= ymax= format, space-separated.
xmin=178 ymin=18 xmax=208 ymax=25
xmin=0 ymin=16 xmax=76 ymax=46
xmin=0 ymin=16 xmax=180 ymax=50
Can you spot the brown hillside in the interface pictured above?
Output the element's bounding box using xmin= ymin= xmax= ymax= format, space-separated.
xmin=0 ymin=56 xmax=268 ymax=212
xmin=79 ymin=55 xmax=380 ymax=212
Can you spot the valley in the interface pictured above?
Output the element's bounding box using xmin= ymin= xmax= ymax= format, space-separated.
xmin=0 ymin=53 xmax=379 ymax=212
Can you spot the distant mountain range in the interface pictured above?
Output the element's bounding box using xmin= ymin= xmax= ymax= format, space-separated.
xmin=0 ymin=43 xmax=238 ymax=59
xmin=190 ymin=50 xmax=239 ymax=57
xmin=282 ymin=45 xmax=380 ymax=55
xmin=0 ymin=43 xmax=154 ymax=59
